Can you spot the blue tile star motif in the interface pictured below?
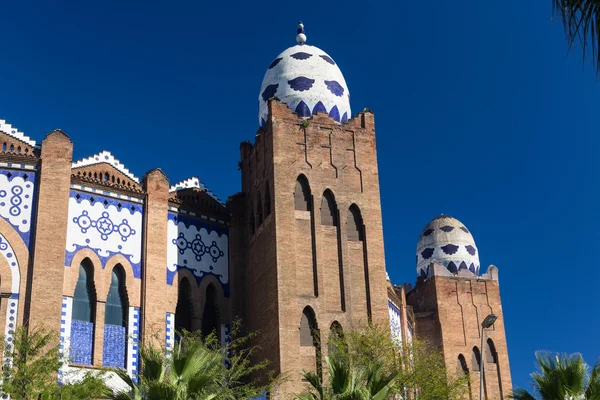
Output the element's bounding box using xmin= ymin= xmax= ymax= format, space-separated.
xmin=66 ymin=191 xmax=143 ymax=278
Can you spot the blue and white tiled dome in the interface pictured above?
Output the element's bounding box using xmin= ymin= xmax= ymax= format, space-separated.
xmin=258 ymin=22 xmax=351 ymax=126
xmin=416 ymin=215 xmax=480 ymax=277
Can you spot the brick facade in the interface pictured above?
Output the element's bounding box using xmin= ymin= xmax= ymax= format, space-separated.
xmin=0 ymin=100 xmax=513 ymax=398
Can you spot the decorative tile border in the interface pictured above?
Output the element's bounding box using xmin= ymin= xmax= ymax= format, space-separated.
xmin=58 ymin=296 xmax=73 ymax=385
xmin=165 ymin=312 xmax=175 ymax=354
xmin=0 ymin=162 xmax=37 ymax=171
xmin=167 ymin=206 xmax=226 ymax=225
xmin=127 ymin=307 xmax=140 ymax=382
xmin=70 ymin=184 xmax=144 ymax=204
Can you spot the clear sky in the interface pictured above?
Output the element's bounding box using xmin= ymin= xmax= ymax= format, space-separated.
xmin=2 ymin=0 xmax=598 ymax=391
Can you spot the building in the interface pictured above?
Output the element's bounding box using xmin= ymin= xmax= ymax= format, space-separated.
xmin=0 ymin=23 xmax=510 ymax=398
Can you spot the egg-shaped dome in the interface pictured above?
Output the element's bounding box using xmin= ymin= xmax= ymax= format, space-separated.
xmin=416 ymin=215 xmax=480 ymax=277
xmin=258 ymin=23 xmax=351 ymax=126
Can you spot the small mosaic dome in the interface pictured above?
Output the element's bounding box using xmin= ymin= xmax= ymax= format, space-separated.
xmin=416 ymin=215 xmax=480 ymax=277
xmin=258 ymin=22 xmax=351 ymax=126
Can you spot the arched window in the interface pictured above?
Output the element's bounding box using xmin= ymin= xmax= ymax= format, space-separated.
xmin=202 ymin=284 xmax=219 ymax=339
xmin=257 ymin=193 xmax=263 ymax=226
xmin=175 ymin=278 xmax=193 ymax=334
xmin=300 ymin=307 xmax=317 ymax=347
xmin=71 ymin=258 xmax=96 ymax=365
xmin=73 ymin=259 xmax=95 ymax=322
xmin=458 ymin=354 xmax=473 ymax=399
xmin=472 ymin=346 xmax=481 ymax=371
xmin=486 ymin=338 xmax=498 ymax=363
xmin=347 ymin=204 xmax=364 ymax=241
xmin=328 ymin=321 xmax=345 ymax=357
xmin=264 ymin=182 xmax=271 ymax=217
xmin=320 ymin=190 xmax=338 ymax=226
xmin=458 ymin=354 xmax=469 ymax=374
xmin=294 ymin=175 xmax=311 ymax=211
xmin=105 ymin=266 xmax=127 ymax=327
xmin=103 ymin=265 xmax=128 ymax=368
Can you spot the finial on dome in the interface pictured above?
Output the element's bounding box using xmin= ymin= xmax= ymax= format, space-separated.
xmin=296 ymin=21 xmax=306 ymax=45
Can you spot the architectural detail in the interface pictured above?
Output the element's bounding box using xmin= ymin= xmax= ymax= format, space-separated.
xmin=0 ymin=22 xmax=513 ymax=400
xmin=416 ymin=215 xmax=480 ymax=277
xmin=258 ymin=23 xmax=350 ymax=126
xmin=170 ymin=177 xmax=222 ymax=204
xmin=166 ymin=213 xmax=229 ymax=292
xmin=72 ymin=151 xmax=139 ymax=183
xmin=66 ymin=191 xmax=143 ymax=278
xmin=0 ymin=119 xmax=36 ymax=147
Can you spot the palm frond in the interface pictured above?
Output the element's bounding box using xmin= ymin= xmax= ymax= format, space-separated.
xmin=553 ymin=0 xmax=600 ymax=75
xmin=508 ymin=387 xmax=537 ymax=400
xmin=586 ymin=358 xmax=600 ymax=400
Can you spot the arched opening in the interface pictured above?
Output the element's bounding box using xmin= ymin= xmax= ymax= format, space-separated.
xmin=458 ymin=354 xmax=473 ymax=399
xmin=328 ymin=321 xmax=345 ymax=358
xmin=320 ymin=190 xmax=338 ymax=226
xmin=256 ymin=193 xmax=263 ymax=226
xmin=486 ymin=338 xmax=498 ymax=363
xmin=294 ymin=175 xmax=311 ymax=211
xmin=300 ymin=306 xmax=321 ymax=377
xmin=300 ymin=307 xmax=318 ymax=347
xmin=103 ymin=265 xmax=128 ymax=368
xmin=264 ymin=182 xmax=271 ymax=217
xmin=175 ymin=278 xmax=193 ymax=334
xmin=71 ymin=258 xmax=96 ymax=365
xmin=105 ymin=266 xmax=127 ymax=327
xmin=347 ymin=204 xmax=364 ymax=241
xmin=201 ymin=284 xmax=219 ymax=340
xmin=472 ymin=346 xmax=481 ymax=372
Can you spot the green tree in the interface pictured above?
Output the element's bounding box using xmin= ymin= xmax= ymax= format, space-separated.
xmin=0 ymin=325 xmax=110 ymax=400
xmin=296 ymin=324 xmax=468 ymax=400
xmin=510 ymin=352 xmax=600 ymax=400
xmin=553 ymin=0 xmax=600 ymax=74
xmin=110 ymin=321 xmax=271 ymax=400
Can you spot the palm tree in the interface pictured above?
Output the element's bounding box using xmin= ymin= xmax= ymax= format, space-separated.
xmin=109 ymin=340 xmax=225 ymax=400
xmin=510 ymin=352 xmax=600 ymax=399
xmin=296 ymin=356 xmax=397 ymax=400
xmin=552 ymin=0 xmax=600 ymax=74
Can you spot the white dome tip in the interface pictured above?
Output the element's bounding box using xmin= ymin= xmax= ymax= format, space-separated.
xmin=296 ymin=22 xmax=306 ymax=44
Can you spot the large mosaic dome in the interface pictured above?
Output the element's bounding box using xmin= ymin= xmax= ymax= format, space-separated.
xmin=416 ymin=215 xmax=480 ymax=277
xmin=258 ymin=22 xmax=351 ymax=126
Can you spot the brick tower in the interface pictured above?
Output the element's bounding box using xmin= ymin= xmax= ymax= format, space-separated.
xmin=407 ymin=215 xmax=512 ymax=399
xmin=229 ymin=23 xmax=389 ymax=397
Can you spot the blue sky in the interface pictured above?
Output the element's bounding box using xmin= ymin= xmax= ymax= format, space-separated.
xmin=2 ymin=0 xmax=598 ymax=390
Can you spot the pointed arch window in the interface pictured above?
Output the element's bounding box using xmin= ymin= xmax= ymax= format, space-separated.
xmin=71 ymin=258 xmax=96 ymax=366
xmin=103 ymin=265 xmax=128 ymax=368
xmin=486 ymin=338 xmax=498 ymax=363
xmin=320 ymin=190 xmax=338 ymax=226
xmin=105 ymin=266 xmax=127 ymax=327
xmin=73 ymin=259 xmax=95 ymax=322
xmin=294 ymin=175 xmax=311 ymax=211
xmin=472 ymin=346 xmax=481 ymax=371
xmin=300 ymin=307 xmax=318 ymax=347
xmin=264 ymin=182 xmax=271 ymax=217
xmin=202 ymin=284 xmax=219 ymax=339
xmin=175 ymin=278 xmax=193 ymax=334
xmin=458 ymin=354 xmax=469 ymax=374
xmin=347 ymin=204 xmax=364 ymax=241
xmin=328 ymin=321 xmax=345 ymax=357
